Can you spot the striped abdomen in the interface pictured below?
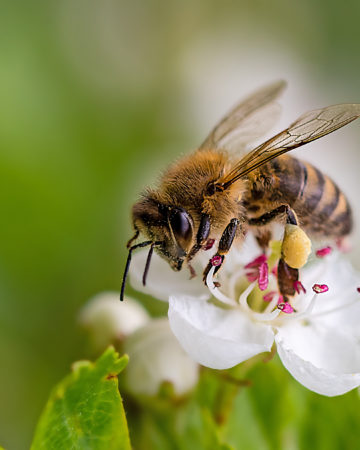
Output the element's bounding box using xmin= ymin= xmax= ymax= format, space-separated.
xmin=246 ymin=154 xmax=352 ymax=238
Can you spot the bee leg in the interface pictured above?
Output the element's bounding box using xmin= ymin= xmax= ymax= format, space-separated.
xmin=188 ymin=214 xmax=211 ymax=258
xmin=248 ymin=205 xmax=300 ymax=299
xmin=248 ymin=204 xmax=297 ymax=227
xmin=277 ymin=258 xmax=298 ymax=299
xmin=187 ymin=214 xmax=211 ymax=277
xmin=203 ymin=218 xmax=239 ymax=285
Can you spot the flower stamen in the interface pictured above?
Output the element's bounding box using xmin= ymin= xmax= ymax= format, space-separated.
xmin=312 ymin=284 xmax=329 ymax=294
xmin=244 ymin=254 xmax=267 ymax=269
xmin=316 ymin=246 xmax=332 ymax=258
xmin=309 ymin=292 xmax=360 ymax=319
xmin=258 ymin=262 xmax=269 ymax=291
xmin=244 ymin=254 xmax=269 ymax=291
xmin=263 ymin=291 xmax=277 ymax=302
xmin=239 ymin=284 xmax=281 ymax=321
xmin=204 ymin=239 xmax=215 ymax=251
xmin=206 ymin=266 xmax=237 ymax=307
xmin=211 ymin=255 xmax=223 ymax=267
xmin=294 ymin=280 xmax=306 ymax=294
xmin=277 ymin=302 xmax=294 ymax=314
xmin=264 ymin=293 xmax=282 ymax=314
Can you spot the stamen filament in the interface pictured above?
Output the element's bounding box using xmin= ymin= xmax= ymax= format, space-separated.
xmin=264 ymin=293 xmax=281 ymax=313
xmin=239 ymin=284 xmax=281 ymax=321
xmin=278 ymin=293 xmax=318 ymax=321
xmin=309 ymin=296 xmax=360 ymax=319
xmin=207 ymin=267 xmax=237 ymax=307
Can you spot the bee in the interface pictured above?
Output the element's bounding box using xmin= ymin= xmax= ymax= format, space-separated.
xmin=120 ymin=81 xmax=360 ymax=301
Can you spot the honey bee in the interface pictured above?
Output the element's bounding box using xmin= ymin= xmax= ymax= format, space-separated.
xmin=121 ymin=81 xmax=360 ymax=301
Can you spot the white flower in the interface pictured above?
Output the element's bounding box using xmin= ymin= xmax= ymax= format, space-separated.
xmin=79 ymin=292 xmax=199 ymax=396
xmin=79 ymin=291 xmax=150 ymax=350
xmin=124 ymin=318 xmax=199 ymax=396
xmin=130 ymin=234 xmax=360 ymax=397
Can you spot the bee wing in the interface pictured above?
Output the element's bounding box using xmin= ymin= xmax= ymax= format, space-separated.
xmin=199 ymin=80 xmax=286 ymax=153
xmin=219 ymin=103 xmax=360 ymax=188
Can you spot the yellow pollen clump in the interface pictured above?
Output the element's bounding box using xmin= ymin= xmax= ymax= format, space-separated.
xmin=281 ymin=224 xmax=312 ymax=269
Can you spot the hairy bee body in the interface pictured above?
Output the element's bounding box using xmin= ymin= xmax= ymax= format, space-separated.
xmin=121 ymin=81 xmax=360 ymax=301
xmin=133 ymin=150 xmax=245 ymax=241
xmin=245 ymin=154 xmax=353 ymax=239
xmin=134 ymin=150 xmax=352 ymax=257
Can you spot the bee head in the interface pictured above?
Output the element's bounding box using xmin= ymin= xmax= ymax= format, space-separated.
xmin=131 ymin=197 xmax=194 ymax=271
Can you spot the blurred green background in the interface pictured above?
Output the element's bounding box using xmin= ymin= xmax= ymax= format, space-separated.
xmin=2 ymin=1 xmax=360 ymax=448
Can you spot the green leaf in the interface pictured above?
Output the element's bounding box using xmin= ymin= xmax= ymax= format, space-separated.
xmin=31 ymin=347 xmax=130 ymax=450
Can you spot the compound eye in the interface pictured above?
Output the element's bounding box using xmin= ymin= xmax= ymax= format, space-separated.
xmin=169 ymin=208 xmax=193 ymax=251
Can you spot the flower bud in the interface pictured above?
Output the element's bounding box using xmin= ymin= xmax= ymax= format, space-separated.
xmin=282 ymin=224 xmax=312 ymax=269
xmin=124 ymin=318 xmax=199 ymax=396
xmin=79 ymin=291 xmax=150 ymax=351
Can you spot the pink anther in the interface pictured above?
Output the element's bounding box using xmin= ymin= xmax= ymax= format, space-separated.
xmin=210 ymin=255 xmax=222 ymax=267
xmin=245 ymin=271 xmax=259 ymax=282
xmin=312 ymin=284 xmax=329 ymax=294
xmin=263 ymin=291 xmax=277 ymax=302
xmin=277 ymin=302 xmax=294 ymax=314
xmin=294 ymin=280 xmax=306 ymax=294
xmin=204 ymin=239 xmax=215 ymax=251
xmin=244 ymin=254 xmax=267 ymax=269
xmin=316 ymin=246 xmax=332 ymax=258
xmin=258 ymin=261 xmax=269 ymax=291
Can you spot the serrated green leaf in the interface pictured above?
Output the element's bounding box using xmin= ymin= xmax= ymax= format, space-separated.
xmin=31 ymin=347 xmax=130 ymax=450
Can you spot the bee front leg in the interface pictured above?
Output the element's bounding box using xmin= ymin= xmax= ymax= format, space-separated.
xmin=203 ymin=218 xmax=240 ymax=285
xmin=187 ymin=214 xmax=211 ymax=278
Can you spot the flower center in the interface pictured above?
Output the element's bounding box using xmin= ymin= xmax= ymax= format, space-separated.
xmin=206 ymin=249 xmax=360 ymax=327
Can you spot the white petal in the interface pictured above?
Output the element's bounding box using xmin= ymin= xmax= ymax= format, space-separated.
xmin=276 ymin=323 xmax=360 ymax=396
xmin=168 ymin=295 xmax=274 ymax=369
xmin=301 ymin=254 xmax=357 ymax=308
xmin=124 ymin=318 xmax=199 ymax=396
xmin=298 ymin=255 xmax=360 ymax=335
xmin=79 ymin=292 xmax=150 ymax=350
xmin=129 ymin=250 xmax=210 ymax=302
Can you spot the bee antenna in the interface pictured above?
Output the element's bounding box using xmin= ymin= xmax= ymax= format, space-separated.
xmin=142 ymin=242 xmax=155 ymax=286
xmin=120 ymin=240 xmax=152 ymax=301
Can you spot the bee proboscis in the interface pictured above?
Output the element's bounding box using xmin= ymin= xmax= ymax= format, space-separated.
xmin=121 ymin=81 xmax=360 ymax=301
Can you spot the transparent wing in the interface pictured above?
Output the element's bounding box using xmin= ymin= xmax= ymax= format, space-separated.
xmin=218 ymin=103 xmax=360 ymax=189
xmin=199 ymin=80 xmax=286 ymax=153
